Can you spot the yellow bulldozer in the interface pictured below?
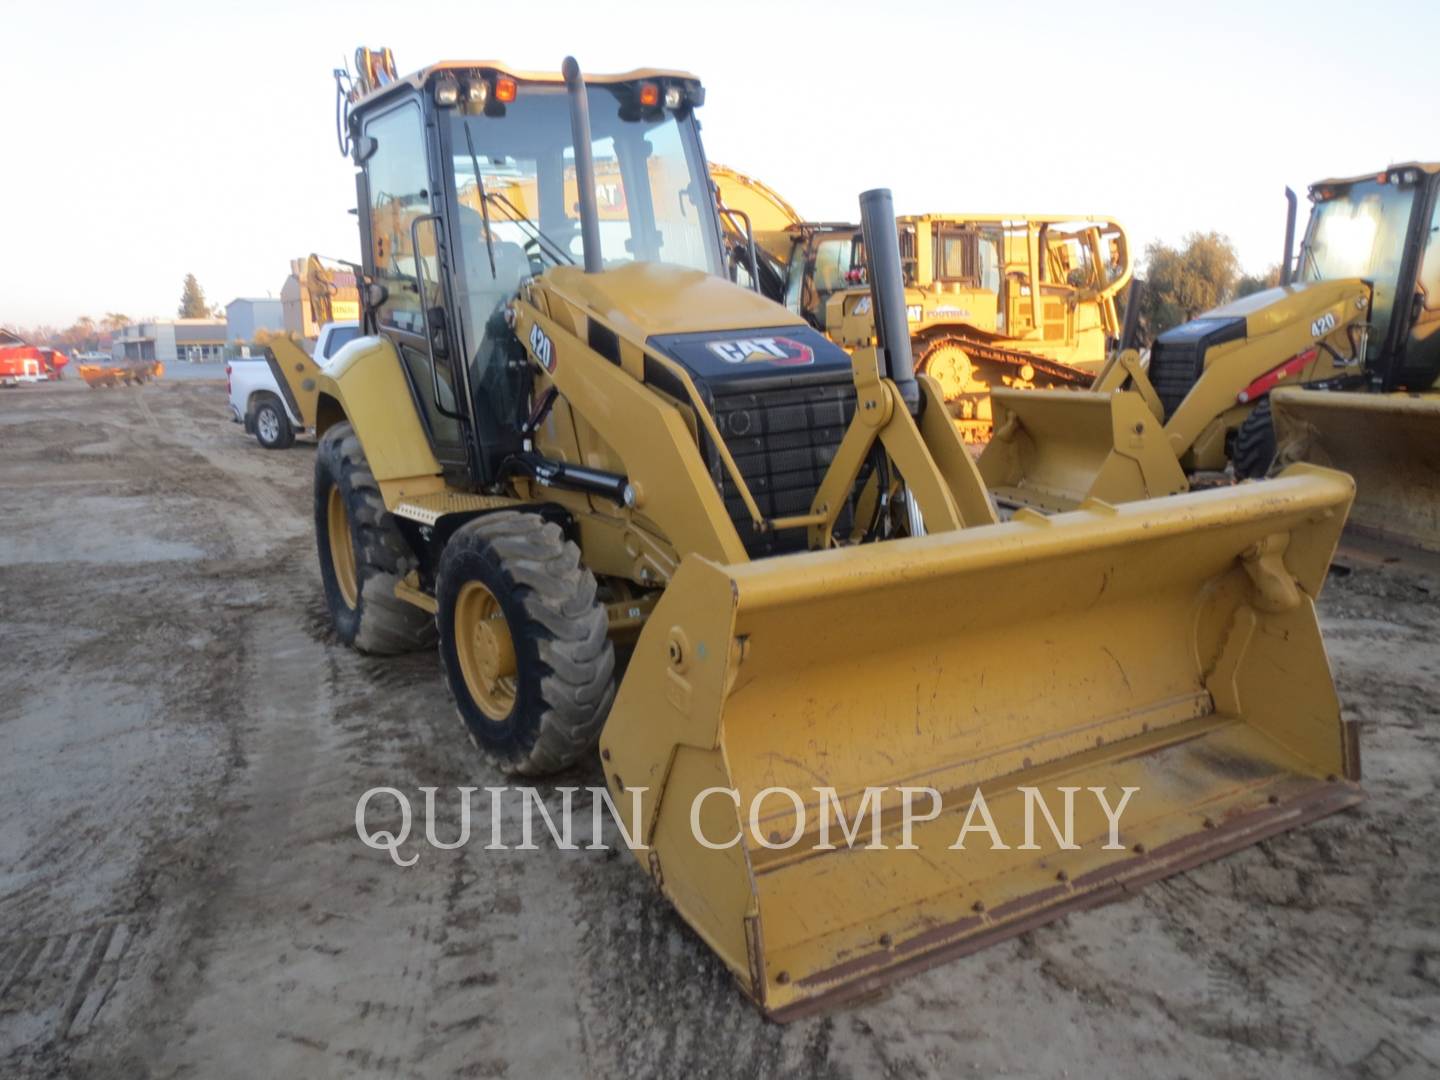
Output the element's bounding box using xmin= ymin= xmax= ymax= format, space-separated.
xmin=312 ymin=50 xmax=1361 ymax=1018
xmin=711 ymin=166 xmax=1134 ymax=440
xmin=980 ymin=164 xmax=1440 ymax=552
xmin=830 ymin=213 xmax=1132 ymax=440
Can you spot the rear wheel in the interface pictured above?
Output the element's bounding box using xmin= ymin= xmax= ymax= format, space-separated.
xmin=314 ymin=422 xmax=435 ymax=654
xmin=436 ymin=511 xmax=615 ymax=775
xmin=1233 ymin=397 xmax=1277 ymax=479
xmin=254 ymin=396 xmax=295 ymax=449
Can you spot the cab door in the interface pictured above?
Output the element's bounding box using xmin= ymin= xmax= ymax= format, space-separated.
xmin=356 ymin=95 xmax=470 ymax=470
xmin=1396 ymin=176 xmax=1440 ymax=389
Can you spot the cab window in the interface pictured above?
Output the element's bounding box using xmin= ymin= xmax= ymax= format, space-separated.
xmin=363 ymin=101 xmax=462 ymax=450
xmin=812 ymin=236 xmax=854 ymax=294
xmin=1419 ymin=194 xmax=1440 ymax=310
xmin=323 ymin=325 xmax=359 ymax=358
xmin=363 ymin=102 xmax=436 ymax=334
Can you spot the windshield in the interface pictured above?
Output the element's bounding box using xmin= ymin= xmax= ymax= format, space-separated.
xmin=447 ymin=86 xmax=721 ymax=299
xmin=438 ymin=83 xmax=723 ymax=457
xmin=323 ymin=325 xmax=359 ymax=359
xmin=1300 ymin=179 xmax=1417 ymax=354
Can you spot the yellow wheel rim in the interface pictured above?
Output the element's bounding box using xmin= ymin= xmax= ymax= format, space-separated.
xmin=454 ymin=581 xmax=518 ymax=721
xmin=327 ymin=486 xmax=359 ymax=609
xmin=920 ymin=342 xmax=982 ymax=402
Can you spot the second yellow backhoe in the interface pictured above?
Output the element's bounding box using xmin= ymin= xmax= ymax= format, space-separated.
xmin=979 ymin=164 xmax=1440 ymax=552
xmin=311 ymin=50 xmax=1361 ymax=1019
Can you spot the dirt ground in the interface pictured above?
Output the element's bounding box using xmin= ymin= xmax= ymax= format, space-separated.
xmin=1 ymin=379 xmax=1437 ymax=1079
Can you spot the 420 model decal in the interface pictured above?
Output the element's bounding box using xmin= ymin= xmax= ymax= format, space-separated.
xmin=528 ymin=323 xmax=556 ymax=372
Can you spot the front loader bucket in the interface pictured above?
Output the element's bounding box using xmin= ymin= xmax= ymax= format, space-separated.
xmin=600 ymin=466 xmax=1360 ymax=1019
xmin=978 ymin=387 xmax=1187 ymax=512
xmin=1272 ymin=387 xmax=1440 ymax=553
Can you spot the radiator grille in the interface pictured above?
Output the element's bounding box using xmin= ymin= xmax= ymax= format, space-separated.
xmin=1147 ymin=341 xmax=1203 ymax=419
xmin=705 ymin=380 xmax=857 ymax=556
xmin=1146 ymin=316 xmax=1247 ymax=420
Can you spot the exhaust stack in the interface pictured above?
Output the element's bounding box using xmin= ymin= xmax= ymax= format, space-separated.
xmin=562 ymin=56 xmax=603 ymax=274
xmin=859 ymin=188 xmax=919 ymax=413
xmin=1119 ymin=278 xmax=1145 ymax=352
xmin=1281 ymin=186 xmax=1298 ymax=286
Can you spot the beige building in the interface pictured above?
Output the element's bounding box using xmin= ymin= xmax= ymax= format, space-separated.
xmin=113 ymin=318 xmax=229 ymax=363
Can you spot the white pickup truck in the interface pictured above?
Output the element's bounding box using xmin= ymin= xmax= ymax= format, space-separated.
xmin=227 ymin=322 xmax=358 ymax=449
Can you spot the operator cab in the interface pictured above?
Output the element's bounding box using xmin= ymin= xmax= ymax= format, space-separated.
xmin=1297 ymin=163 xmax=1440 ymax=391
xmin=341 ymin=57 xmax=723 ymax=483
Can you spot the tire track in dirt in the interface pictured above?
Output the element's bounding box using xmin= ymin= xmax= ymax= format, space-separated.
xmin=5 ymin=380 xmax=1438 ymax=1078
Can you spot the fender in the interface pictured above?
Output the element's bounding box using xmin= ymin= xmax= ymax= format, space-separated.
xmin=313 ymin=335 xmax=444 ymax=507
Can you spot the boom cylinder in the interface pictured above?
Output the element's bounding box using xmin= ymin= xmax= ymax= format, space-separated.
xmin=859 ymin=188 xmax=919 ymax=412
xmin=562 ymin=56 xmax=603 ymax=274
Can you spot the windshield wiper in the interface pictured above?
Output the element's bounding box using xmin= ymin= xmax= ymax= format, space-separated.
xmin=458 ymin=120 xmax=574 ymax=271
xmin=483 ymin=190 xmax=574 ymax=267
xmin=461 ymin=122 xmax=498 ymax=280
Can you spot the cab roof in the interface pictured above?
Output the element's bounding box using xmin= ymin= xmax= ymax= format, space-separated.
xmin=353 ymin=60 xmax=701 ymax=112
xmin=1310 ymin=161 xmax=1440 ymax=190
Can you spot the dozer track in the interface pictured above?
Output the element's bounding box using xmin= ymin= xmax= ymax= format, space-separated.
xmin=947 ymin=335 xmax=1095 ymax=389
xmin=919 ymin=333 xmax=1094 ymax=442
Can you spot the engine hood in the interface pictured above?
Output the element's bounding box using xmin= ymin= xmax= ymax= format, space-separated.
xmin=545 ymin=261 xmax=806 ymax=341
xmin=1204 ymin=278 xmax=1371 ymax=338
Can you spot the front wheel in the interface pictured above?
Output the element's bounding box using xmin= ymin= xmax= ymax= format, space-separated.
xmin=1233 ymin=397 xmax=1277 ymax=480
xmin=436 ymin=511 xmax=615 ymax=775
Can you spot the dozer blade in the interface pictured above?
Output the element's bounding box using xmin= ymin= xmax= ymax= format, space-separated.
xmin=979 ymin=386 xmax=1186 ymax=512
xmin=1272 ymin=387 xmax=1440 ymax=553
xmin=600 ymin=465 xmax=1360 ymax=1020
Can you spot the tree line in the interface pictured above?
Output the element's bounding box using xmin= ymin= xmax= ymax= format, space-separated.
xmin=9 ymin=248 xmax=1275 ymax=355
xmin=6 ymin=274 xmax=220 ymax=352
xmin=1135 ymin=232 xmax=1281 ymax=341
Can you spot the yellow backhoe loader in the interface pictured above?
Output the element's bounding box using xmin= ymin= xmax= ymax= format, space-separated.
xmin=710 ymin=168 xmax=1133 ymax=440
xmin=1269 ymin=165 xmax=1440 ymax=553
xmin=312 ymin=50 xmax=1360 ymax=1019
xmin=708 ymin=163 xmax=806 ymax=274
xmin=980 ymin=164 xmax=1440 ymax=547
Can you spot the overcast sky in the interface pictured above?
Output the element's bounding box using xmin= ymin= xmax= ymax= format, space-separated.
xmin=3 ymin=0 xmax=1437 ymax=328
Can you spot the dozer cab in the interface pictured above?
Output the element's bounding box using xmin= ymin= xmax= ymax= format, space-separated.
xmin=312 ymin=50 xmax=1360 ymax=1019
xmin=980 ymin=165 xmax=1440 ymax=533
